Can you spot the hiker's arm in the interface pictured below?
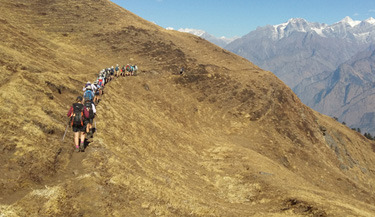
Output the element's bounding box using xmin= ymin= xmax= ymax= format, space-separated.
xmin=92 ymin=104 xmax=96 ymax=114
xmin=67 ymin=107 xmax=73 ymax=117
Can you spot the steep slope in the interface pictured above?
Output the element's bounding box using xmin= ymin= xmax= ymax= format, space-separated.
xmin=1 ymin=0 xmax=375 ymax=216
xmin=294 ymin=47 xmax=375 ymax=134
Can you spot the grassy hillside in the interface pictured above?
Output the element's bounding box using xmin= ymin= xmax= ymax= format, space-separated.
xmin=1 ymin=0 xmax=375 ymax=216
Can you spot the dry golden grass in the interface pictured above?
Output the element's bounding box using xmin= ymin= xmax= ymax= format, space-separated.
xmin=0 ymin=0 xmax=375 ymax=216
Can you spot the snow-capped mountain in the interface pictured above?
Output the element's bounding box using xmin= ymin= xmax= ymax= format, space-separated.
xmin=271 ymin=18 xmax=328 ymax=40
xmin=226 ymin=16 xmax=375 ymax=87
xmin=177 ymin=28 xmax=207 ymax=37
xmin=244 ymin=16 xmax=375 ymax=42
xmin=225 ymin=17 xmax=375 ymax=134
xmin=176 ymin=28 xmax=239 ymax=47
xmin=322 ymin=17 xmax=375 ymax=41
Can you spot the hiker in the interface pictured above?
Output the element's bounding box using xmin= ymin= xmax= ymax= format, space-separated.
xmin=83 ymin=81 xmax=95 ymax=92
xmin=84 ymin=98 xmax=96 ymax=138
xmin=110 ymin=66 xmax=115 ymax=80
xmin=126 ymin=64 xmax=131 ymax=76
xmin=99 ymin=70 xmax=106 ymax=85
xmin=97 ymin=72 xmax=104 ymax=88
xmin=83 ymin=85 xmax=94 ymax=102
xmin=128 ymin=65 xmax=133 ymax=76
xmin=180 ymin=67 xmax=184 ymax=75
xmin=115 ymin=64 xmax=120 ymax=77
xmin=97 ymin=75 xmax=104 ymax=96
xmin=134 ymin=64 xmax=138 ymax=75
xmin=83 ymin=81 xmax=90 ymax=90
xmin=121 ymin=65 xmax=125 ymax=77
xmin=93 ymin=81 xmax=100 ymax=105
xmin=91 ymin=81 xmax=98 ymax=95
xmin=104 ymin=68 xmax=109 ymax=83
xmin=104 ymin=68 xmax=108 ymax=83
xmin=108 ymin=68 xmax=112 ymax=81
xmin=67 ymin=96 xmax=89 ymax=152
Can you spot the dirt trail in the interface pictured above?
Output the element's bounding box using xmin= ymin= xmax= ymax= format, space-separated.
xmin=47 ymin=149 xmax=88 ymax=184
xmin=0 ymin=139 xmax=90 ymax=205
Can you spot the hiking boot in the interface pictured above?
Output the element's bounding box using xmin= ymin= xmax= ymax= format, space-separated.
xmin=79 ymin=143 xmax=85 ymax=152
xmin=75 ymin=146 xmax=79 ymax=152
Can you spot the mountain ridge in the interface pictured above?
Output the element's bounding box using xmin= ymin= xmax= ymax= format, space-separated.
xmin=171 ymin=28 xmax=239 ymax=47
xmin=1 ymin=0 xmax=375 ymax=216
xmin=175 ymin=16 xmax=375 ymax=48
xmin=225 ymin=16 xmax=375 ymax=134
xmin=294 ymin=46 xmax=375 ymax=134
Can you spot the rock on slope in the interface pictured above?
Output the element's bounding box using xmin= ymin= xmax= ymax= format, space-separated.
xmin=0 ymin=0 xmax=375 ymax=216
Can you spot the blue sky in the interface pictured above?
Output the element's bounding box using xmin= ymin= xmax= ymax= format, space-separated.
xmin=111 ymin=0 xmax=375 ymax=38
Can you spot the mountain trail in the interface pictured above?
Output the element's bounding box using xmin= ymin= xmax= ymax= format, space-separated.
xmin=0 ymin=147 xmax=88 ymax=205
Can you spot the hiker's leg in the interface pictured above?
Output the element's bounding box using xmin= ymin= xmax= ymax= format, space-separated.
xmin=79 ymin=131 xmax=85 ymax=151
xmin=86 ymin=123 xmax=90 ymax=134
xmin=82 ymin=132 xmax=86 ymax=143
xmin=74 ymin=132 xmax=79 ymax=148
xmin=80 ymin=132 xmax=85 ymax=142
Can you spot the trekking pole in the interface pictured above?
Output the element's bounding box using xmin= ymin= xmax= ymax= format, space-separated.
xmin=62 ymin=119 xmax=70 ymax=141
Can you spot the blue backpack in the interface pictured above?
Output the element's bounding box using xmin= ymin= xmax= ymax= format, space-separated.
xmin=84 ymin=90 xmax=94 ymax=101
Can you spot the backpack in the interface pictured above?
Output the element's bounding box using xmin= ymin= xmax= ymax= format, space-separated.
xmin=84 ymin=90 xmax=93 ymax=101
xmin=71 ymin=103 xmax=84 ymax=126
xmin=84 ymin=101 xmax=95 ymax=119
xmin=115 ymin=66 xmax=119 ymax=71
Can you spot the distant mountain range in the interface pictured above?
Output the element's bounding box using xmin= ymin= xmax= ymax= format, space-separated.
xmin=178 ymin=17 xmax=375 ymax=134
xmin=294 ymin=46 xmax=375 ymax=133
xmin=225 ymin=16 xmax=375 ymax=88
xmin=166 ymin=27 xmax=239 ymax=47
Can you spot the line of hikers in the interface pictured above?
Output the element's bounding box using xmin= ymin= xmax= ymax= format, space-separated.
xmin=66 ymin=63 xmax=138 ymax=152
xmin=102 ymin=64 xmax=138 ymax=80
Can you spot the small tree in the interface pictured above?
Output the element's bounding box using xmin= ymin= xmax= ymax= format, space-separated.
xmin=364 ymin=132 xmax=374 ymax=140
xmin=368 ymin=133 xmax=374 ymax=140
xmin=357 ymin=128 xmax=361 ymax=133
